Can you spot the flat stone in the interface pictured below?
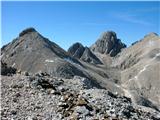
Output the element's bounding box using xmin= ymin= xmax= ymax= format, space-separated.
xmin=76 ymin=97 xmax=88 ymax=106
xmin=75 ymin=106 xmax=90 ymax=116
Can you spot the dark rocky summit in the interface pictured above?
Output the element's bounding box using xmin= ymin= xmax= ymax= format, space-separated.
xmin=68 ymin=42 xmax=102 ymax=64
xmin=90 ymin=31 xmax=126 ymax=57
xmin=68 ymin=42 xmax=85 ymax=58
xmin=19 ymin=27 xmax=37 ymax=37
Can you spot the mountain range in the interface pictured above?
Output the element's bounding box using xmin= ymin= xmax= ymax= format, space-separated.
xmin=1 ymin=27 xmax=160 ymax=119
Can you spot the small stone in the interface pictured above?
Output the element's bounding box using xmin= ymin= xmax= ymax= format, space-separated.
xmin=26 ymin=82 xmax=30 ymax=88
xmin=15 ymin=92 xmax=21 ymax=97
xmin=32 ymin=116 xmax=38 ymax=120
xmin=46 ymin=89 xmax=52 ymax=94
xmin=50 ymin=90 xmax=55 ymax=94
xmin=10 ymin=110 xmax=17 ymax=115
xmin=76 ymin=97 xmax=88 ymax=106
xmin=58 ymin=102 xmax=69 ymax=108
xmin=122 ymin=109 xmax=131 ymax=118
xmin=23 ymin=71 xmax=29 ymax=76
xmin=11 ymin=83 xmax=24 ymax=88
xmin=12 ymin=97 xmax=18 ymax=102
xmin=63 ymin=94 xmax=70 ymax=101
xmin=60 ymin=96 xmax=65 ymax=102
xmin=58 ymin=86 xmax=66 ymax=92
xmin=35 ymin=105 xmax=41 ymax=109
xmin=103 ymin=113 xmax=110 ymax=118
xmin=110 ymin=110 xmax=115 ymax=114
xmin=28 ymin=76 xmax=35 ymax=82
xmin=108 ymin=91 xmax=117 ymax=98
xmin=75 ymin=106 xmax=90 ymax=116
xmin=11 ymin=84 xmax=19 ymax=88
xmin=36 ymin=85 xmax=42 ymax=89
xmin=70 ymin=113 xmax=78 ymax=120
xmin=17 ymin=69 xmax=21 ymax=74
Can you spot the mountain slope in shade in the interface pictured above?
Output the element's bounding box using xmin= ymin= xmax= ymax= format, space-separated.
xmin=112 ymin=33 xmax=160 ymax=110
xmin=1 ymin=28 xmax=87 ymax=79
xmin=68 ymin=42 xmax=102 ymax=64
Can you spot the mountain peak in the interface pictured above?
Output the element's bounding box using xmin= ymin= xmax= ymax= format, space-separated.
xmin=68 ymin=42 xmax=102 ymax=64
xmin=144 ymin=32 xmax=158 ymax=38
xmin=90 ymin=31 xmax=126 ymax=57
xmin=100 ymin=31 xmax=117 ymax=40
xmin=19 ymin=27 xmax=37 ymax=37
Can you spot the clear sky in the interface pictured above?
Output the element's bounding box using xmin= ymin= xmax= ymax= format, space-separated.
xmin=1 ymin=1 xmax=160 ymax=50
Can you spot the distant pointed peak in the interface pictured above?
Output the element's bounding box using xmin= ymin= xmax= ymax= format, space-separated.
xmin=102 ymin=31 xmax=116 ymax=34
xmin=100 ymin=31 xmax=117 ymax=39
xmin=19 ymin=27 xmax=37 ymax=37
xmin=72 ymin=42 xmax=84 ymax=47
xmin=144 ymin=32 xmax=158 ymax=38
xmin=90 ymin=30 xmax=126 ymax=56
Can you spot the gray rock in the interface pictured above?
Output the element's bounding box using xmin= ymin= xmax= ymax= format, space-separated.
xmin=80 ymin=47 xmax=102 ymax=64
xmin=1 ymin=61 xmax=16 ymax=75
xmin=90 ymin=31 xmax=126 ymax=57
xmin=1 ymin=28 xmax=87 ymax=79
xmin=68 ymin=43 xmax=102 ymax=64
xmin=68 ymin=42 xmax=85 ymax=58
xmin=74 ymin=106 xmax=90 ymax=116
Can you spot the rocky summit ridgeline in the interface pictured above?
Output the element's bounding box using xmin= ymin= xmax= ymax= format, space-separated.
xmin=1 ymin=27 xmax=160 ymax=120
xmin=68 ymin=42 xmax=102 ymax=64
xmin=90 ymin=31 xmax=126 ymax=57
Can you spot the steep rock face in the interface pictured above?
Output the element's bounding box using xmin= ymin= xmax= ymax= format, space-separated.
xmin=68 ymin=42 xmax=85 ymax=58
xmin=90 ymin=31 xmax=126 ymax=57
xmin=1 ymin=28 xmax=86 ymax=78
xmin=80 ymin=47 xmax=103 ymax=64
xmin=68 ymin=42 xmax=102 ymax=64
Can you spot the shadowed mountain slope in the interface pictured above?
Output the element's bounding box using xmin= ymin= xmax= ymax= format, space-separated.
xmin=68 ymin=42 xmax=102 ymax=64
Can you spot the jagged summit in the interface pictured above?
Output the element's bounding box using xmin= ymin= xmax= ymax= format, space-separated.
xmin=68 ymin=42 xmax=102 ymax=64
xmin=99 ymin=31 xmax=117 ymax=40
xmin=90 ymin=31 xmax=126 ymax=57
xmin=145 ymin=32 xmax=158 ymax=37
xmin=19 ymin=27 xmax=37 ymax=37
xmin=68 ymin=42 xmax=85 ymax=58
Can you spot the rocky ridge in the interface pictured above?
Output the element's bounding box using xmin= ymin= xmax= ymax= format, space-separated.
xmin=68 ymin=42 xmax=102 ymax=64
xmin=1 ymin=73 xmax=160 ymax=120
xmin=1 ymin=28 xmax=88 ymax=79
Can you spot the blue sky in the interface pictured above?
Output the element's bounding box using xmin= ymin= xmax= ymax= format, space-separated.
xmin=1 ymin=1 xmax=160 ymax=50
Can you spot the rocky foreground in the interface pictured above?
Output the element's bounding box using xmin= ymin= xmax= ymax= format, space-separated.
xmin=1 ymin=73 xmax=160 ymax=120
